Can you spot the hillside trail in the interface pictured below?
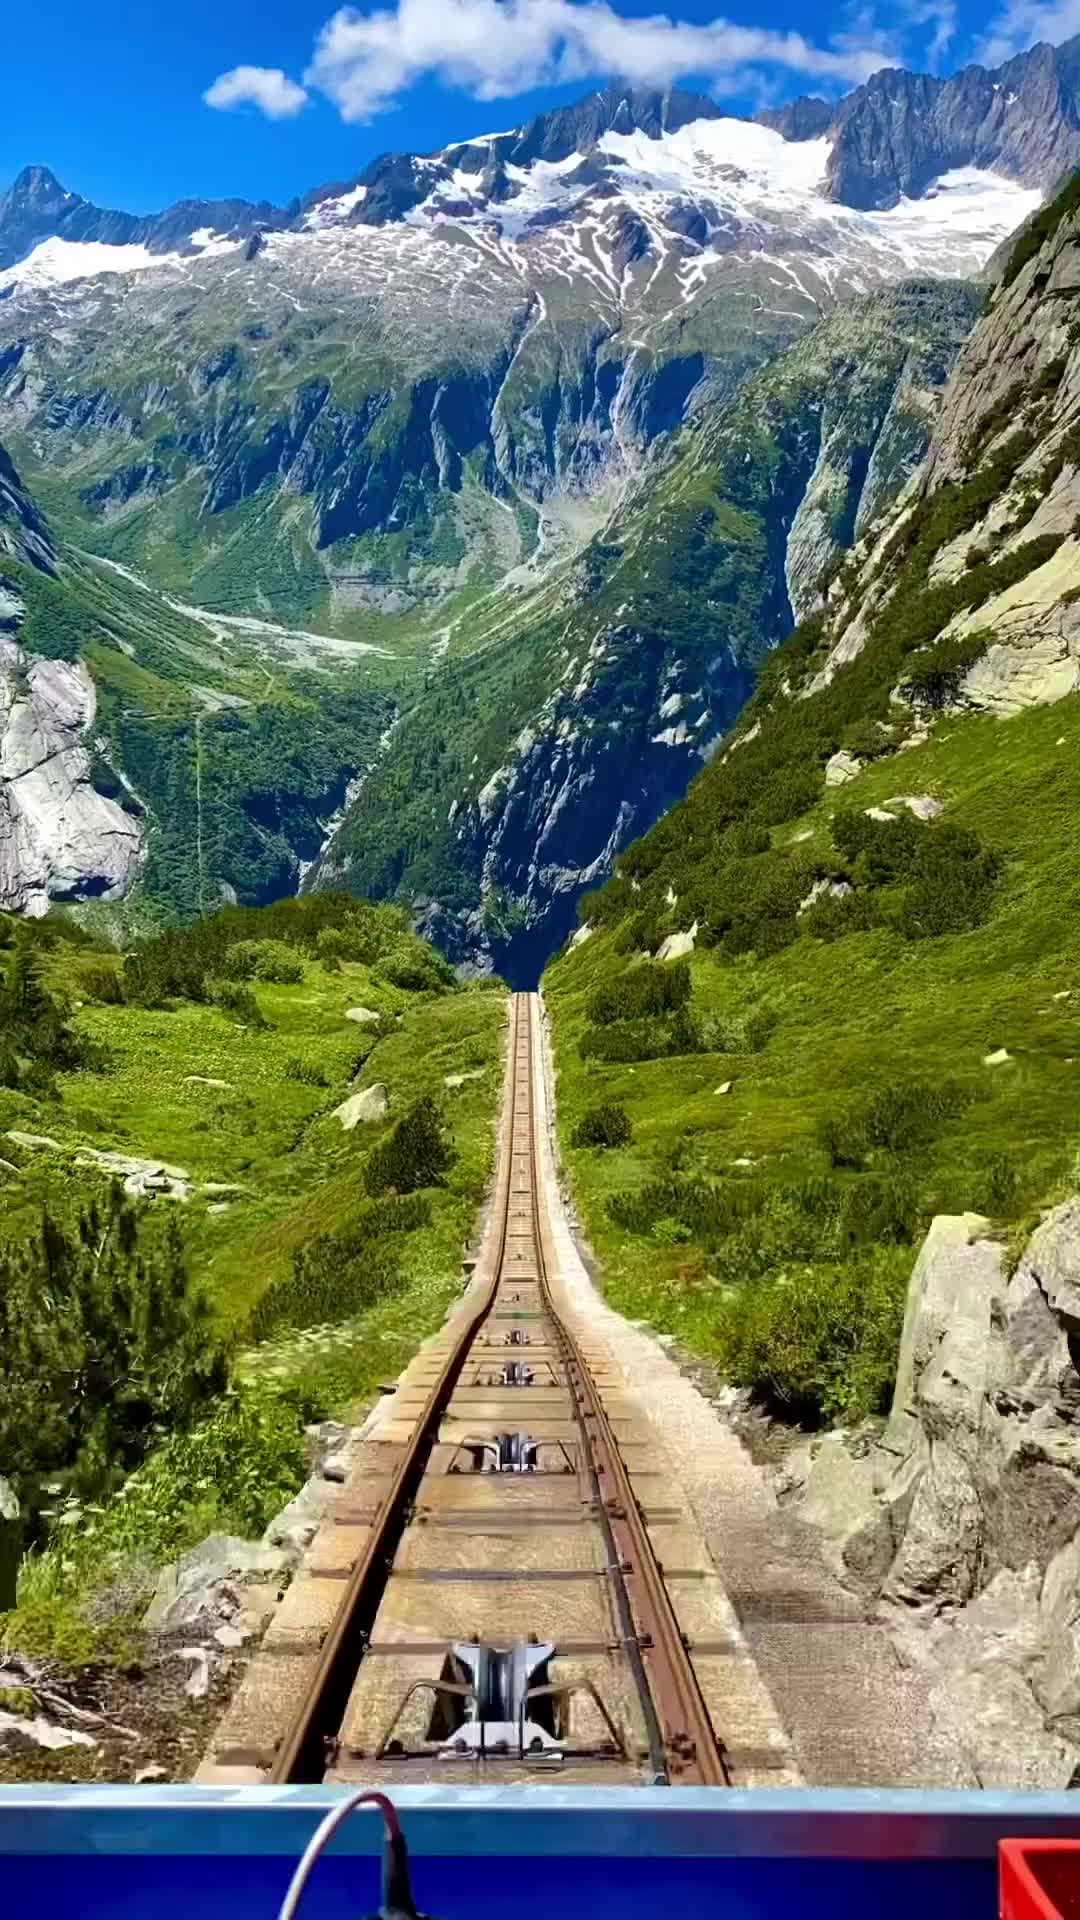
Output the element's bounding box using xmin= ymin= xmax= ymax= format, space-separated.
xmin=536 ymin=994 xmax=970 ymax=1788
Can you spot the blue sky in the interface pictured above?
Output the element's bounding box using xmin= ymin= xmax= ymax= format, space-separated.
xmin=2 ymin=0 xmax=1071 ymax=214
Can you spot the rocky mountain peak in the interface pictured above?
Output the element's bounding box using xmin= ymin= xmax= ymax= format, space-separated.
xmin=3 ymin=165 xmax=74 ymax=213
xmin=824 ymin=33 xmax=1080 ymax=208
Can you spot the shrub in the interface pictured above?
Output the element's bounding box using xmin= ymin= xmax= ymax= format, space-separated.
xmin=285 ymin=1056 xmax=328 ymax=1087
xmin=214 ymin=982 xmax=268 ymax=1029
xmin=0 ymin=936 xmax=85 ymax=1089
xmin=248 ymin=1195 xmax=431 ymax=1341
xmin=364 ymin=1097 xmax=455 ymax=1196
xmin=0 ymin=1189 xmax=227 ymax=1510
xmin=585 ymin=959 xmax=692 ymax=1027
xmin=572 ymin=1103 xmax=633 ymax=1149
xmin=82 ymin=965 xmax=124 ymax=1006
xmin=579 ymin=1007 xmax=703 ymax=1062
xmin=377 ymin=937 xmax=456 ymax=994
xmin=221 ymin=939 xmax=303 ymax=984
xmin=711 ymin=1249 xmax=910 ymax=1424
xmin=820 ymin=1077 xmax=971 ymax=1167
xmin=801 ymin=890 xmax=879 ymax=941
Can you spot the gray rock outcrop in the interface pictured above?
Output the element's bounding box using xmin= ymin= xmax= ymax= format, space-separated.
xmin=782 ymin=1201 xmax=1080 ymax=1786
xmin=0 ymin=636 xmax=142 ymax=915
xmin=331 ymin=1083 xmax=388 ymax=1130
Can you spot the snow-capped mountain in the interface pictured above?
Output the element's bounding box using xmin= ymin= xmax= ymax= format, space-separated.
xmin=0 ymin=52 xmax=1074 ymax=944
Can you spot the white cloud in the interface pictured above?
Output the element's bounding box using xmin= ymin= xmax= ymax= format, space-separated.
xmin=204 ymin=65 xmax=310 ymax=119
xmin=975 ymin=0 xmax=1080 ymax=63
xmin=302 ymin=0 xmax=892 ymax=124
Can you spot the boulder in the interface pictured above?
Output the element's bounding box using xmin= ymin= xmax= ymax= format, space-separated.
xmin=656 ymin=923 xmax=698 ymax=962
xmin=882 ymin=1213 xmax=1001 ymax=1462
xmin=177 ymin=1647 xmax=211 ymax=1701
xmin=824 ymin=749 xmax=862 ymax=786
xmin=5 ymin=1130 xmax=61 ymax=1153
xmin=331 ymin=1083 xmax=389 ymax=1130
xmin=882 ymin=1436 xmax=984 ymax=1612
xmin=262 ymin=1478 xmax=328 ymax=1561
xmin=888 ymin=794 xmax=944 ymax=820
xmin=142 ymin=1533 xmax=286 ymax=1632
xmin=928 ymin=1566 xmax=1079 ymax=1788
xmin=72 ymin=1147 xmax=192 ymax=1201
xmin=990 ymin=1260 xmax=1072 ymax=1408
xmin=444 ymin=1070 xmax=484 ymax=1089
xmin=797 ymin=877 xmax=852 ymax=915
xmin=983 ymin=1047 xmax=1011 ymax=1066
xmin=796 ymin=1431 xmax=895 ymax=1585
xmin=0 ymin=645 xmax=143 ymax=917
xmin=0 ymin=1476 xmax=20 ymax=1611
xmin=0 ymin=1709 xmax=97 ymax=1752
xmin=1035 ymin=1533 xmax=1080 ymax=1733
xmin=1020 ymin=1198 xmax=1080 ymax=1342
xmin=345 ymin=1007 xmax=380 ymax=1027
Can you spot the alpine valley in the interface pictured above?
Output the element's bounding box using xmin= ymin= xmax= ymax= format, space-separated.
xmin=4 ymin=45 xmax=1080 ymax=970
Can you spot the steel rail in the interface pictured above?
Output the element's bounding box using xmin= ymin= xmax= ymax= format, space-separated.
xmin=269 ymin=992 xmax=728 ymax=1786
xmin=268 ymin=997 xmax=525 ymax=1783
xmin=525 ymin=997 xmax=732 ymax=1788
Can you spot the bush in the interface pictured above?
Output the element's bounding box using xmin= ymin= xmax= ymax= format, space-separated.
xmin=0 ymin=1189 xmax=227 ymax=1511
xmin=213 ymin=982 xmax=268 ymax=1029
xmin=572 ymin=1103 xmax=633 ymax=1149
xmin=820 ymin=1077 xmax=971 ymax=1167
xmin=901 ymin=632 xmax=988 ymax=710
xmin=586 ymin=959 xmax=692 ymax=1027
xmin=222 ymin=939 xmax=303 ymax=985
xmin=377 ymin=937 xmax=455 ymax=994
xmin=579 ymin=1006 xmax=703 ymax=1062
xmin=285 ymin=1056 xmax=328 ymax=1087
xmin=82 ymin=965 xmax=124 ymax=1006
xmin=249 ymin=1194 xmax=431 ymax=1340
xmin=253 ymin=941 xmax=304 ymax=985
xmin=364 ymin=1097 xmax=455 ymax=1196
xmin=711 ymin=1249 xmax=910 ymax=1425
xmin=0 ymin=936 xmax=85 ymax=1089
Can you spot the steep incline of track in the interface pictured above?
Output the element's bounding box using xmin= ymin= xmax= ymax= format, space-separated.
xmin=200 ymin=994 xmax=797 ymax=1788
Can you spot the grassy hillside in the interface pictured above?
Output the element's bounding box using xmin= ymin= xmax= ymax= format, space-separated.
xmin=546 ymin=691 xmax=1080 ymax=1422
xmin=0 ymin=898 xmax=505 ymax=1680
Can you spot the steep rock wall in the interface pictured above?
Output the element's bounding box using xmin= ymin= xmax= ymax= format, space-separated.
xmin=0 ymin=636 xmax=143 ymax=915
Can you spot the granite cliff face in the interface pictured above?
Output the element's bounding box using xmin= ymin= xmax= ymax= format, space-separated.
xmin=784 ymin=1203 xmax=1080 ymax=1787
xmin=0 ymin=449 xmax=144 ymax=915
xmin=801 ymin=173 xmax=1080 ymax=722
xmin=774 ymin=38 xmax=1080 ymax=209
xmin=0 ymin=638 xmax=143 ymax=916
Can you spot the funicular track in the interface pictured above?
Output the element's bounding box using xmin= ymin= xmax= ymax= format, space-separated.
xmin=204 ymin=995 xmax=795 ymax=1789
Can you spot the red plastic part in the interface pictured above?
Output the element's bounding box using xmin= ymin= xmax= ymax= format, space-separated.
xmin=1000 ymin=1841 xmax=1080 ymax=1920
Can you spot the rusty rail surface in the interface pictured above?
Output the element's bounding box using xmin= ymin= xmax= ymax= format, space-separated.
xmin=265 ymin=993 xmax=731 ymax=1787
xmin=266 ymin=1003 xmax=522 ymax=1782
xmin=525 ymin=1002 xmax=729 ymax=1786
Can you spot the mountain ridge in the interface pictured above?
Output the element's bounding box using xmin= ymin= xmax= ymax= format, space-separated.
xmin=6 ymin=37 xmax=1080 ymax=273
